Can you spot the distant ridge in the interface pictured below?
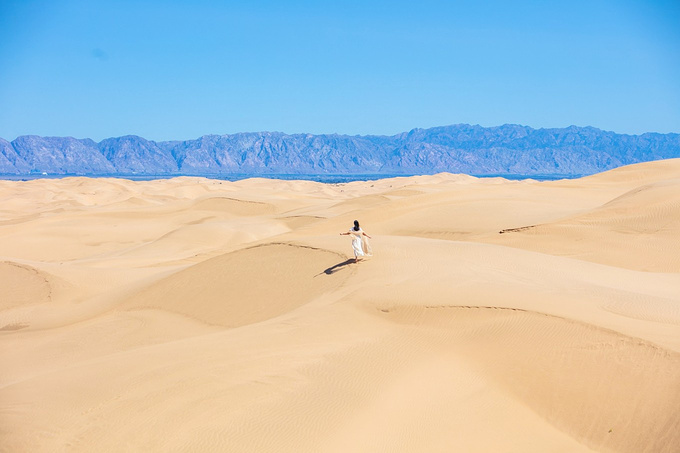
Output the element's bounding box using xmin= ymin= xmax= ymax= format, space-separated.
xmin=1 ymin=124 xmax=679 ymax=177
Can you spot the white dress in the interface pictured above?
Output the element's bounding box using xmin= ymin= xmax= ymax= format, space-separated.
xmin=349 ymin=228 xmax=372 ymax=257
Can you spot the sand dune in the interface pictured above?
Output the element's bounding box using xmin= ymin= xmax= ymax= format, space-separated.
xmin=1 ymin=159 xmax=679 ymax=452
xmin=487 ymin=176 xmax=680 ymax=272
xmin=121 ymin=243 xmax=349 ymax=327
xmin=0 ymin=262 xmax=52 ymax=313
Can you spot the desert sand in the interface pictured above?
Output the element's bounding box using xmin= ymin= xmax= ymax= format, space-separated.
xmin=1 ymin=159 xmax=679 ymax=452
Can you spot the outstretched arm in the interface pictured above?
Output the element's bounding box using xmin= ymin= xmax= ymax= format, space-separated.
xmin=339 ymin=232 xmax=350 ymax=235
xmin=362 ymin=232 xmax=372 ymax=239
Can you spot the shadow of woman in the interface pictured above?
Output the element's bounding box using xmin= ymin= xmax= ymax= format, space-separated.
xmin=318 ymin=259 xmax=355 ymax=276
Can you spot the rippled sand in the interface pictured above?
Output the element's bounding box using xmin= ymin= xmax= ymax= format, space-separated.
xmin=1 ymin=159 xmax=679 ymax=452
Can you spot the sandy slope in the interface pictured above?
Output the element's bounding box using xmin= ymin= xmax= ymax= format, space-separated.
xmin=1 ymin=159 xmax=679 ymax=452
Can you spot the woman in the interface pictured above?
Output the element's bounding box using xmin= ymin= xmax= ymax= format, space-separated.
xmin=340 ymin=220 xmax=372 ymax=262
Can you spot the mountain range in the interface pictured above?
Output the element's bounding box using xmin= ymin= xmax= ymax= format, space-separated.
xmin=1 ymin=124 xmax=679 ymax=177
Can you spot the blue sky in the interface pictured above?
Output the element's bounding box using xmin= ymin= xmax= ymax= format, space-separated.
xmin=1 ymin=0 xmax=678 ymax=141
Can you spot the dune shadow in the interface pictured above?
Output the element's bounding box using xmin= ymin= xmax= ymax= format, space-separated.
xmin=318 ymin=259 xmax=355 ymax=276
xmin=0 ymin=322 xmax=29 ymax=331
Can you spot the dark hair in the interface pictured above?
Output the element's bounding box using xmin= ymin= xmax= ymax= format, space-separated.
xmin=353 ymin=220 xmax=360 ymax=231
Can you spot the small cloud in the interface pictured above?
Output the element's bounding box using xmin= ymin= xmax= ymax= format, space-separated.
xmin=91 ymin=48 xmax=108 ymax=61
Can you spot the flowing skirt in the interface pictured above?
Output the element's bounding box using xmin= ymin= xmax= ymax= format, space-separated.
xmin=352 ymin=234 xmax=372 ymax=257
